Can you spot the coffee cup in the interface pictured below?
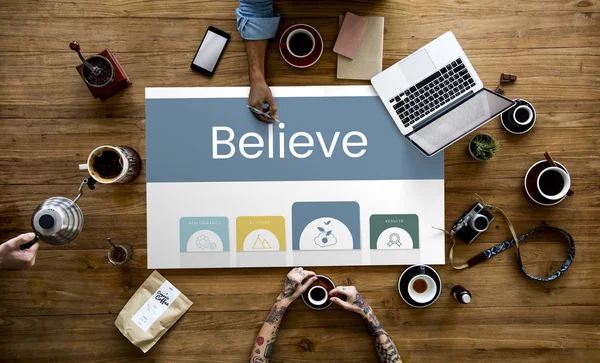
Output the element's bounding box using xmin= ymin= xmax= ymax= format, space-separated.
xmin=279 ymin=24 xmax=323 ymax=69
xmin=407 ymin=274 xmax=437 ymax=304
xmin=79 ymin=145 xmax=141 ymax=184
xmin=398 ymin=265 xmax=442 ymax=308
xmin=302 ymin=275 xmax=334 ymax=310
xmin=307 ymin=286 xmax=328 ymax=306
xmin=286 ymin=29 xmax=315 ymax=58
xmin=513 ymin=105 xmax=533 ymax=126
xmin=537 ymin=166 xmax=571 ymax=200
xmin=501 ymin=99 xmax=536 ymax=134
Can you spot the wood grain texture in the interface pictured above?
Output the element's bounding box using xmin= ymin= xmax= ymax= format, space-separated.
xmin=0 ymin=0 xmax=599 ymax=362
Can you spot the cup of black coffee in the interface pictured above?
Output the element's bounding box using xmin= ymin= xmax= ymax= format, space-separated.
xmin=537 ymin=166 xmax=571 ymax=200
xmin=82 ymin=55 xmax=115 ymax=88
xmin=513 ymin=105 xmax=533 ymax=126
xmin=286 ymin=29 xmax=315 ymax=58
xmin=301 ymin=275 xmax=334 ymax=310
xmin=308 ymin=286 xmax=328 ymax=305
xmin=501 ymin=99 xmax=536 ymax=134
xmin=79 ymin=145 xmax=141 ymax=184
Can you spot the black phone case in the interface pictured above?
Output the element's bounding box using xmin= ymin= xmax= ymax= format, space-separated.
xmin=190 ymin=26 xmax=231 ymax=77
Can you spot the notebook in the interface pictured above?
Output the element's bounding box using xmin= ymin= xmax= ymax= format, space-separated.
xmin=333 ymin=12 xmax=368 ymax=59
xmin=337 ymin=15 xmax=384 ymax=81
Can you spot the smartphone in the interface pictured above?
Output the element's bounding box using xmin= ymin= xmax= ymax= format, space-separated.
xmin=190 ymin=26 xmax=230 ymax=77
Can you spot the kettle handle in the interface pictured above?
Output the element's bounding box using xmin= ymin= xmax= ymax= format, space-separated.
xmin=72 ymin=177 xmax=97 ymax=205
xmin=20 ymin=235 xmax=39 ymax=250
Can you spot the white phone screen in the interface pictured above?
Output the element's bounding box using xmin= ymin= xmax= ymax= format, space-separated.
xmin=193 ymin=31 xmax=228 ymax=72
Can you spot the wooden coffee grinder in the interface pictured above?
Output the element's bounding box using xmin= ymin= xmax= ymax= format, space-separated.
xmin=70 ymin=41 xmax=132 ymax=101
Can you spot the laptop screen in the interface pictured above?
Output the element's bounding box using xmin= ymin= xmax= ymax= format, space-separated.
xmin=408 ymin=89 xmax=514 ymax=156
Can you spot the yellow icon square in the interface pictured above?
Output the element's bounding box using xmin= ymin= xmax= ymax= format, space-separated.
xmin=236 ymin=216 xmax=286 ymax=252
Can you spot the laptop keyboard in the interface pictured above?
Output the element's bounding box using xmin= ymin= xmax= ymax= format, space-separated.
xmin=388 ymin=58 xmax=476 ymax=127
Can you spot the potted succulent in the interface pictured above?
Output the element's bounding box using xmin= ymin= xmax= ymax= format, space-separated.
xmin=468 ymin=133 xmax=499 ymax=161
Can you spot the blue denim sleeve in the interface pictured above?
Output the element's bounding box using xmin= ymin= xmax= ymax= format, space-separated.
xmin=236 ymin=0 xmax=280 ymax=40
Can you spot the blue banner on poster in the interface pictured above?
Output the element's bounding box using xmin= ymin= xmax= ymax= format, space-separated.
xmin=146 ymin=96 xmax=443 ymax=183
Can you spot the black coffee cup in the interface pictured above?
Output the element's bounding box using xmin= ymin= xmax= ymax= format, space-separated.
xmin=501 ymin=99 xmax=536 ymax=134
xmin=286 ymin=29 xmax=315 ymax=58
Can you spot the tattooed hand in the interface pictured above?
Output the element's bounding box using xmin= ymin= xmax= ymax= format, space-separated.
xmin=275 ymin=267 xmax=317 ymax=305
xmin=329 ymin=286 xmax=371 ymax=317
xmin=330 ymin=286 xmax=402 ymax=363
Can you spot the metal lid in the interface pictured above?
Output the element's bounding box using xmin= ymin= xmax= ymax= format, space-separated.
xmin=31 ymin=197 xmax=83 ymax=245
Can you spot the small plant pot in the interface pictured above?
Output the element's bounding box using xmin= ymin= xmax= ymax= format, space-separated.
xmin=468 ymin=133 xmax=497 ymax=161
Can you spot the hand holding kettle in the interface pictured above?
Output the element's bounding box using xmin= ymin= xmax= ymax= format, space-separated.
xmin=19 ymin=178 xmax=91 ymax=251
xmin=0 ymin=233 xmax=39 ymax=270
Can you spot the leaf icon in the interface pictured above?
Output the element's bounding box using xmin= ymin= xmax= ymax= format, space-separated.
xmin=317 ymin=227 xmax=325 ymax=232
xmin=325 ymin=220 xmax=331 ymax=225
xmin=326 ymin=231 xmax=332 ymax=236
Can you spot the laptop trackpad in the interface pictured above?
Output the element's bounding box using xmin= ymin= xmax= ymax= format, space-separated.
xmin=399 ymin=49 xmax=436 ymax=84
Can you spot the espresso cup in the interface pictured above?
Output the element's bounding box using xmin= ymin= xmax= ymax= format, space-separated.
xmin=407 ymin=274 xmax=437 ymax=304
xmin=537 ymin=166 xmax=571 ymax=200
xmin=398 ymin=264 xmax=442 ymax=308
xmin=302 ymin=274 xmax=335 ymax=310
xmin=501 ymin=99 xmax=536 ymax=135
xmin=286 ymin=29 xmax=315 ymax=58
xmin=513 ymin=105 xmax=533 ymax=126
xmin=307 ymin=286 xmax=328 ymax=306
xmin=78 ymin=145 xmax=141 ymax=184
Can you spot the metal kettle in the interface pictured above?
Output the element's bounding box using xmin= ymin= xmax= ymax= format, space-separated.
xmin=20 ymin=179 xmax=88 ymax=250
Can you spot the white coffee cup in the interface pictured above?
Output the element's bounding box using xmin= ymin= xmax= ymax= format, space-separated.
xmin=307 ymin=286 xmax=328 ymax=306
xmin=537 ymin=166 xmax=571 ymax=200
xmin=78 ymin=145 xmax=139 ymax=184
xmin=286 ymin=29 xmax=315 ymax=58
xmin=513 ymin=105 xmax=533 ymax=125
xmin=407 ymin=274 xmax=437 ymax=304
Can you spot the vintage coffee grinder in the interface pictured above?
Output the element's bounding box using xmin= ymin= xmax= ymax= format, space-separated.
xmin=69 ymin=41 xmax=132 ymax=101
xmin=20 ymin=179 xmax=93 ymax=250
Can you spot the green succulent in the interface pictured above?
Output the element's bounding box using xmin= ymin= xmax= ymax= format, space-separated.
xmin=470 ymin=133 xmax=498 ymax=161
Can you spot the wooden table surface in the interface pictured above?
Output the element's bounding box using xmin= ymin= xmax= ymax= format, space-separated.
xmin=1 ymin=0 xmax=599 ymax=362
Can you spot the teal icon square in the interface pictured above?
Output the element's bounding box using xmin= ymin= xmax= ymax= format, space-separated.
xmin=180 ymin=217 xmax=229 ymax=252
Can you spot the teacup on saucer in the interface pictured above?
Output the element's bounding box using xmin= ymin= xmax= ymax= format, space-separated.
xmin=501 ymin=99 xmax=536 ymax=134
xmin=279 ymin=24 xmax=323 ymax=68
xmin=524 ymin=160 xmax=570 ymax=206
xmin=398 ymin=265 xmax=442 ymax=308
xmin=302 ymin=275 xmax=334 ymax=310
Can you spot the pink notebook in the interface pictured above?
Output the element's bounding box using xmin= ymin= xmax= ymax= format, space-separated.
xmin=333 ymin=12 xmax=368 ymax=59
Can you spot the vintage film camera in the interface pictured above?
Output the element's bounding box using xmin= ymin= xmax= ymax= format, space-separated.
xmin=452 ymin=203 xmax=494 ymax=244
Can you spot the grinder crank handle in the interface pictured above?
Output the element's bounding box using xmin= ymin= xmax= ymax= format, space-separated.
xmin=20 ymin=234 xmax=39 ymax=250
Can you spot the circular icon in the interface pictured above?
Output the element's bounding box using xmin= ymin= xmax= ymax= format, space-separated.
xmin=299 ymin=217 xmax=353 ymax=250
xmin=186 ymin=230 xmax=223 ymax=252
xmin=377 ymin=227 xmax=413 ymax=249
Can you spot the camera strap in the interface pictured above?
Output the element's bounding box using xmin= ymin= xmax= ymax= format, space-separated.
xmin=434 ymin=195 xmax=575 ymax=282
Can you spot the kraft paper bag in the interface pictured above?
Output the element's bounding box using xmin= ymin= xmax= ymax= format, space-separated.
xmin=115 ymin=270 xmax=193 ymax=353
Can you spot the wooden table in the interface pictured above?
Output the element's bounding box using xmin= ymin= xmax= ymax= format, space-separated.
xmin=1 ymin=1 xmax=599 ymax=361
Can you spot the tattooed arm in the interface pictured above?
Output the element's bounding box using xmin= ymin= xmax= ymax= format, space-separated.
xmin=250 ymin=267 xmax=317 ymax=363
xmin=330 ymin=286 xmax=402 ymax=363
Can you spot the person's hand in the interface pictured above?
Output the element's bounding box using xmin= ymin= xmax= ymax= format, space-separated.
xmin=329 ymin=286 xmax=371 ymax=317
xmin=275 ymin=267 xmax=317 ymax=306
xmin=248 ymin=79 xmax=278 ymax=123
xmin=0 ymin=233 xmax=39 ymax=270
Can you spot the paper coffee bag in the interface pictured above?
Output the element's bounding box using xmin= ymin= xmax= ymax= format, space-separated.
xmin=115 ymin=270 xmax=192 ymax=353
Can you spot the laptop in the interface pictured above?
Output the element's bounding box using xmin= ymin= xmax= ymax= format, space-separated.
xmin=371 ymin=31 xmax=515 ymax=156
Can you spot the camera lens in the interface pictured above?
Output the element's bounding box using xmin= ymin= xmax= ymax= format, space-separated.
xmin=470 ymin=214 xmax=489 ymax=232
